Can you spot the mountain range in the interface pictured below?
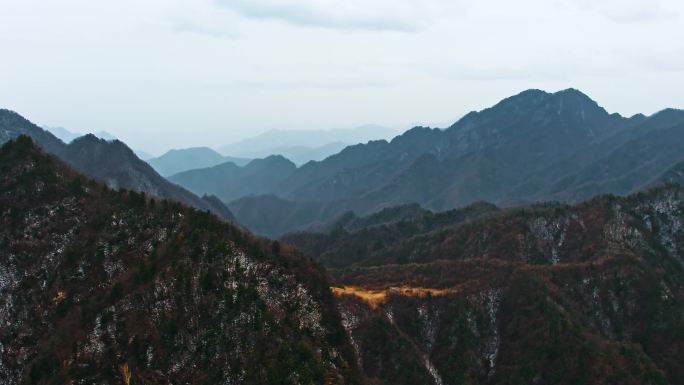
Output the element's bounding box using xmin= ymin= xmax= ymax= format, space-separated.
xmin=0 ymin=110 xmax=236 ymax=222
xmin=253 ymin=141 xmax=350 ymax=166
xmin=44 ymin=125 xmax=118 ymax=144
xmin=218 ymin=124 xmax=397 ymax=162
xmin=169 ymin=155 xmax=297 ymax=203
xmin=41 ymin=126 xmax=82 ymax=143
xmin=44 ymin=125 xmax=155 ymax=160
xmin=168 ymin=89 xmax=684 ymax=236
xmin=147 ymin=147 xmax=251 ymax=176
xmin=4 ymin=86 xmax=684 ymax=384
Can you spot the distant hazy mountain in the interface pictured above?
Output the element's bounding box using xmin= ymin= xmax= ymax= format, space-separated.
xmin=45 ymin=124 xmax=154 ymax=160
xmin=172 ymin=89 xmax=684 ymax=236
xmin=0 ymin=109 xmax=236 ymax=222
xmin=169 ymin=155 xmax=296 ymax=203
xmin=43 ymin=125 xmax=81 ymax=143
xmin=148 ymin=147 xmax=251 ymax=176
xmin=218 ymin=124 xmax=397 ymax=159
xmin=44 ymin=125 xmax=119 ymax=143
xmin=133 ymin=148 xmax=155 ymax=160
xmin=93 ymin=130 xmax=117 ymax=141
xmin=261 ymin=142 xmax=350 ymax=165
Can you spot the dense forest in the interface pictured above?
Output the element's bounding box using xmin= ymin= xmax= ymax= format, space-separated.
xmin=0 ymin=137 xmax=362 ymax=385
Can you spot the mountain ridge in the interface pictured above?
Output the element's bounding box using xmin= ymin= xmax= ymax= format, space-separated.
xmin=284 ymin=183 xmax=684 ymax=384
xmin=171 ymin=89 xmax=684 ymax=236
xmin=218 ymin=124 xmax=397 ymax=158
xmin=0 ymin=109 xmax=236 ymax=222
xmin=147 ymin=146 xmax=251 ymax=176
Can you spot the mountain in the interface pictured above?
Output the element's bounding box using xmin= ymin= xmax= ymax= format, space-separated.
xmin=227 ymin=195 xmax=352 ymax=237
xmin=43 ymin=126 xmax=81 ymax=143
xmin=169 ymin=155 xmax=297 ymax=203
xmin=276 ymin=89 xmax=631 ymax=206
xmin=282 ymin=201 xmax=499 ymax=268
xmin=261 ymin=142 xmax=350 ymax=166
xmin=43 ymin=125 xmax=119 ymax=143
xmin=93 ymin=130 xmax=117 ymax=141
xmin=133 ymin=149 xmax=155 ymax=160
xmin=218 ymin=124 xmax=398 ymax=159
xmin=308 ymin=202 xmax=431 ymax=234
xmin=7 ymin=134 xmax=684 ymax=384
xmin=147 ymin=147 xmax=251 ymax=176
xmin=45 ymin=125 xmax=155 ymax=160
xmin=179 ymin=89 xmax=684 ymax=236
xmin=284 ymin=185 xmax=684 ymax=384
xmin=58 ymin=135 xmax=237 ymax=222
xmin=0 ymin=136 xmax=362 ymax=384
xmin=1 ymin=109 xmax=65 ymax=154
xmin=42 ymin=126 xmax=154 ymax=160
xmin=544 ymin=115 xmax=684 ymax=201
xmin=0 ymin=109 xmax=235 ymax=222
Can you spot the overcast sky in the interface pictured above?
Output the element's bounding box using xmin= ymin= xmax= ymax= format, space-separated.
xmin=1 ymin=0 xmax=683 ymax=154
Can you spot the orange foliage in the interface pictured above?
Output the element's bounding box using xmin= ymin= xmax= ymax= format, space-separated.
xmin=331 ymin=285 xmax=456 ymax=309
xmin=52 ymin=291 xmax=66 ymax=304
xmin=119 ymin=362 xmax=132 ymax=385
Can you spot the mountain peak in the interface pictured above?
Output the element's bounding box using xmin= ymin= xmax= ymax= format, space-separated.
xmin=449 ymin=88 xmax=608 ymax=132
xmin=0 ymin=108 xmax=21 ymax=118
xmin=546 ymin=88 xmax=609 ymax=119
xmin=552 ymin=87 xmax=599 ymax=104
xmin=70 ymin=133 xmax=136 ymax=157
xmin=245 ymin=154 xmax=296 ymax=170
xmin=502 ymin=88 xmax=551 ymax=103
xmin=555 ymin=87 xmax=585 ymax=96
xmin=497 ymin=88 xmax=598 ymax=108
xmin=75 ymin=133 xmax=102 ymax=142
xmin=165 ymin=146 xmax=219 ymax=156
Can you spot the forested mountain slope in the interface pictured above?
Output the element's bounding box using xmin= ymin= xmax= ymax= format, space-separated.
xmin=0 ymin=109 xmax=235 ymax=222
xmin=0 ymin=137 xmax=362 ymax=384
xmin=285 ymin=184 xmax=684 ymax=384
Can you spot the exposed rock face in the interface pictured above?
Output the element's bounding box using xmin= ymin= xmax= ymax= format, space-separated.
xmin=0 ymin=137 xmax=361 ymax=385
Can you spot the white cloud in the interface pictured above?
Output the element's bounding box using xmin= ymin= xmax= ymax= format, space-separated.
xmin=570 ymin=0 xmax=680 ymax=22
xmin=165 ymin=0 xmax=242 ymax=38
xmin=216 ymin=0 xmax=461 ymax=31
